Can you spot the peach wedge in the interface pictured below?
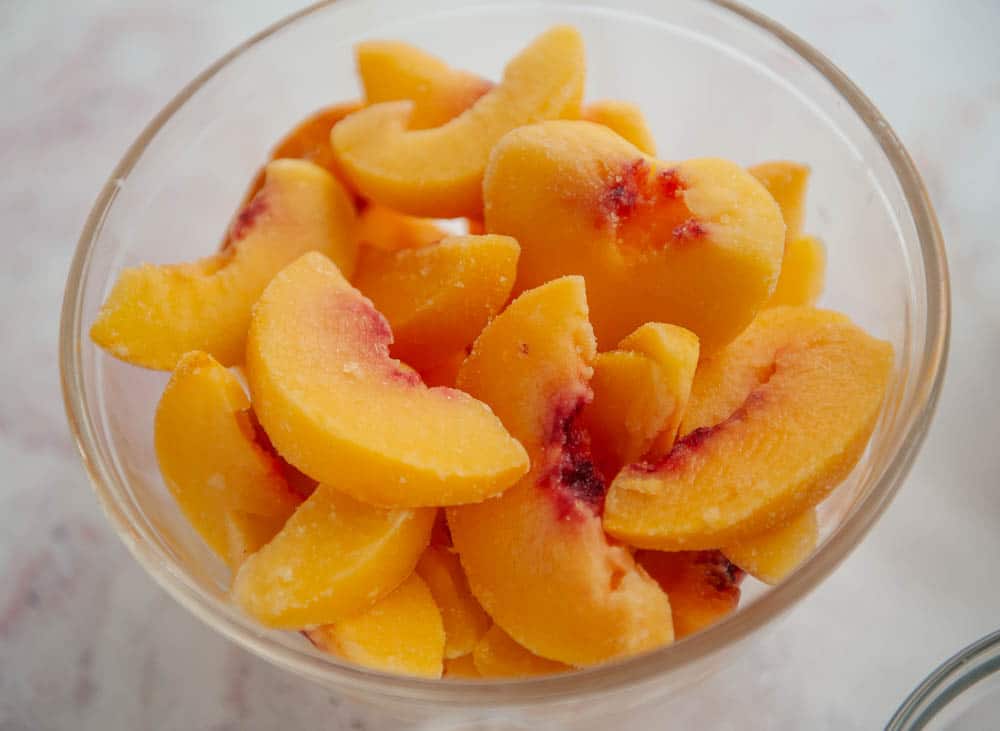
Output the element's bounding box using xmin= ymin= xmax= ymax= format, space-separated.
xmin=767 ymin=235 xmax=826 ymax=308
xmin=332 ymin=26 xmax=584 ymax=219
xmin=723 ymin=508 xmax=819 ymax=585
xmin=92 ymin=160 xmax=357 ymax=369
xmin=356 ymin=203 xmax=445 ymax=253
xmin=472 ymin=625 xmax=570 ymax=678
xmin=154 ymin=351 xmax=300 ymax=570
xmin=246 ymin=252 xmax=528 ymax=507
xmin=749 ymin=161 xmax=810 ymax=241
xmin=484 ymin=121 xmax=784 ymax=350
xmin=416 ymin=545 xmax=491 ymax=659
xmin=448 ymin=277 xmax=673 ymax=666
xmin=604 ymin=307 xmax=893 ymax=550
xmin=582 ymin=99 xmax=657 ymax=155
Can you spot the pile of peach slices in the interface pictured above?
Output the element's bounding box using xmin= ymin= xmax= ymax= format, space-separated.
xmin=91 ymin=26 xmax=893 ymax=678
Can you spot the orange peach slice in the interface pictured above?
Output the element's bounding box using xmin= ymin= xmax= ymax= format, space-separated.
xmin=92 ymin=160 xmax=357 ymax=369
xmin=416 ymin=546 xmax=491 ymax=659
xmin=232 ymin=484 xmax=434 ymax=628
xmin=484 ymin=121 xmax=784 ymax=350
xmin=353 ymin=234 xmax=519 ymax=371
xmin=605 ymin=307 xmax=893 ymax=550
xmin=443 ymin=653 xmax=480 ymax=679
xmin=723 ymin=508 xmax=819 ymax=585
xmin=583 ymin=99 xmax=657 ymax=155
xmin=247 ymin=252 xmax=528 ymax=507
xmin=472 ymin=625 xmax=570 ymax=678
xmin=766 ymin=235 xmax=826 ymax=307
xmin=356 ymin=40 xmax=493 ymax=130
xmin=356 ymin=203 xmax=445 ymax=252
xmin=637 ymin=550 xmax=744 ymax=639
xmin=332 ymin=26 xmax=585 ymax=218
xmin=749 ymin=161 xmax=810 ymax=241
xmin=448 ymin=277 xmax=673 ymax=666
xmin=308 ymin=573 xmax=444 ymax=678
xmin=154 ymin=352 xmax=300 ymax=569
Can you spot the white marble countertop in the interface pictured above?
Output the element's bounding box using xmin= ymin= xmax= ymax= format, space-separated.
xmin=2 ymin=0 xmax=997 ymax=728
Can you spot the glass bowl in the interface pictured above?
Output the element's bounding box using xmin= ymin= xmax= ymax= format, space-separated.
xmin=60 ymin=0 xmax=949 ymax=726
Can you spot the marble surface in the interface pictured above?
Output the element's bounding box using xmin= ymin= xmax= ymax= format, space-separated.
xmin=2 ymin=0 xmax=997 ymax=728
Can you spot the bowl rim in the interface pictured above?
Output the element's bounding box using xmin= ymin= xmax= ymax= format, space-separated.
xmin=60 ymin=0 xmax=951 ymax=706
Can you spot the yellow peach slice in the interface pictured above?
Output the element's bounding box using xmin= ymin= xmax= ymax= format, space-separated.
xmin=604 ymin=307 xmax=893 ymax=550
xmin=723 ymin=508 xmax=819 ymax=585
xmin=448 ymin=277 xmax=673 ymax=666
xmin=484 ymin=121 xmax=784 ymax=350
xmin=443 ymin=653 xmax=480 ymax=679
xmin=583 ymin=99 xmax=657 ymax=155
xmin=749 ymin=161 xmax=810 ymax=241
xmin=247 ymin=252 xmax=528 ymax=507
xmin=307 ymin=573 xmax=444 ymax=678
xmin=356 ymin=203 xmax=445 ymax=252
xmin=232 ymin=484 xmax=434 ymax=628
xmin=332 ymin=26 xmax=585 ymax=218
xmin=472 ymin=625 xmax=570 ymax=678
xmin=92 ymin=160 xmax=357 ymax=369
xmin=356 ymin=40 xmax=493 ymax=130
xmin=353 ymin=234 xmax=519 ymax=371
xmin=766 ymin=235 xmax=826 ymax=307
xmin=416 ymin=545 xmax=491 ymax=659
xmin=154 ymin=352 xmax=300 ymax=569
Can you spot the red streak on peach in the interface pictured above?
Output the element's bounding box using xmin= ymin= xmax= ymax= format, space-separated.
xmin=231 ymin=195 xmax=269 ymax=242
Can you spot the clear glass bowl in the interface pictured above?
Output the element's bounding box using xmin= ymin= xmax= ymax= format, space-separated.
xmin=888 ymin=630 xmax=1000 ymax=731
xmin=60 ymin=0 xmax=949 ymax=726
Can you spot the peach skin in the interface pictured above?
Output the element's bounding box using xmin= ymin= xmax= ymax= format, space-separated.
xmin=246 ymin=252 xmax=528 ymax=508
xmin=332 ymin=26 xmax=585 ymax=218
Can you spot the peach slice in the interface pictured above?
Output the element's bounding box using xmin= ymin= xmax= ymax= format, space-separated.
xmin=92 ymin=160 xmax=357 ymax=369
xmin=307 ymin=573 xmax=445 ymax=678
xmin=766 ymin=235 xmax=826 ymax=308
xmin=749 ymin=161 xmax=810 ymax=241
xmin=416 ymin=545 xmax=491 ymax=659
xmin=356 ymin=40 xmax=493 ymax=130
xmin=232 ymin=484 xmax=434 ymax=627
xmin=604 ymin=307 xmax=893 ymax=550
xmin=443 ymin=653 xmax=480 ymax=679
xmin=247 ymin=252 xmax=528 ymax=507
xmin=154 ymin=352 xmax=300 ymax=569
xmin=472 ymin=625 xmax=570 ymax=678
xmin=484 ymin=121 xmax=784 ymax=350
xmin=332 ymin=26 xmax=585 ymax=218
xmin=637 ymin=550 xmax=744 ymax=639
xmin=356 ymin=203 xmax=445 ymax=252
xmin=448 ymin=277 xmax=673 ymax=666
xmin=353 ymin=234 xmax=519 ymax=371
xmin=723 ymin=508 xmax=818 ymax=585
xmin=583 ymin=99 xmax=657 ymax=155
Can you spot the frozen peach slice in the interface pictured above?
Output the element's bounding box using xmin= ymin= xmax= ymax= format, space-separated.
xmin=472 ymin=625 xmax=570 ymax=678
xmin=723 ymin=508 xmax=818 ymax=584
xmin=154 ymin=352 xmax=300 ymax=570
xmin=448 ymin=277 xmax=673 ymax=666
xmin=332 ymin=26 xmax=585 ymax=219
xmin=766 ymin=235 xmax=826 ymax=307
xmin=583 ymin=99 xmax=657 ymax=155
xmin=605 ymin=307 xmax=893 ymax=550
xmin=247 ymin=252 xmax=528 ymax=507
xmin=637 ymin=550 xmax=744 ymax=639
xmin=357 ymin=40 xmax=493 ymax=130
xmin=443 ymin=653 xmax=480 ymax=679
xmin=232 ymin=484 xmax=434 ymax=628
xmin=749 ymin=161 xmax=810 ymax=241
xmin=356 ymin=203 xmax=445 ymax=252
xmin=91 ymin=160 xmax=357 ymax=369
xmin=307 ymin=573 xmax=444 ymax=678
xmin=416 ymin=545 xmax=491 ymax=659
xmin=484 ymin=120 xmax=784 ymax=351
xmin=353 ymin=234 xmax=519 ymax=371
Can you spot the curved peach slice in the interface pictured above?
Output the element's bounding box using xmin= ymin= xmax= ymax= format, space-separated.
xmin=154 ymin=352 xmax=300 ymax=569
xmin=448 ymin=277 xmax=673 ymax=666
xmin=583 ymin=99 xmax=657 ymax=154
xmin=749 ymin=161 xmax=810 ymax=241
xmin=604 ymin=307 xmax=893 ymax=550
xmin=332 ymin=26 xmax=585 ymax=218
xmin=232 ymin=484 xmax=434 ymax=627
xmin=356 ymin=203 xmax=445 ymax=252
xmin=766 ymin=235 xmax=826 ymax=308
xmin=357 ymin=40 xmax=493 ymax=130
xmin=484 ymin=121 xmax=784 ymax=350
xmin=247 ymin=252 xmax=528 ymax=507
xmin=472 ymin=625 xmax=570 ymax=678
xmin=353 ymin=234 xmax=519 ymax=371
xmin=723 ymin=508 xmax=818 ymax=585
xmin=443 ymin=653 xmax=480 ymax=679
xmin=637 ymin=550 xmax=744 ymax=639
xmin=307 ymin=573 xmax=444 ymax=678
xmin=416 ymin=545 xmax=491 ymax=659
xmin=92 ymin=160 xmax=357 ymax=369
